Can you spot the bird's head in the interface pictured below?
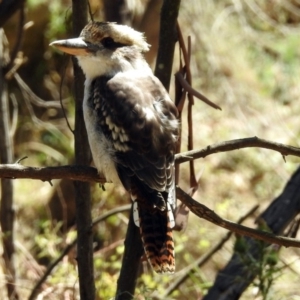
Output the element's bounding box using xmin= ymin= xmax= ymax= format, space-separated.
xmin=50 ymin=22 xmax=151 ymax=78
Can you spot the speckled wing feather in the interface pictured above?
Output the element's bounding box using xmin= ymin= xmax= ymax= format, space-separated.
xmin=90 ymin=73 xmax=178 ymax=273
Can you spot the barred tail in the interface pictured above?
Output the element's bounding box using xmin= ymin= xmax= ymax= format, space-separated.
xmin=134 ymin=201 xmax=175 ymax=274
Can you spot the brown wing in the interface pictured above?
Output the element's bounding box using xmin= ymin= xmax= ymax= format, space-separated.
xmin=91 ymin=73 xmax=178 ymax=273
xmin=92 ymin=73 xmax=178 ymax=194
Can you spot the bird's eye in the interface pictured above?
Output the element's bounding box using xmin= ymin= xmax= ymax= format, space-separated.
xmin=102 ymin=37 xmax=115 ymax=48
xmin=102 ymin=37 xmax=126 ymax=49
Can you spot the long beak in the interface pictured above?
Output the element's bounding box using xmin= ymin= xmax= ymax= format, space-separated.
xmin=50 ymin=37 xmax=89 ymax=56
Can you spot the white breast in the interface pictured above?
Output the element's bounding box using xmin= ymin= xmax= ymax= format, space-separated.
xmin=83 ymin=79 xmax=121 ymax=185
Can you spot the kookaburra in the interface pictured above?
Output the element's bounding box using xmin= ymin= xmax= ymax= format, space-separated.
xmin=50 ymin=21 xmax=179 ymax=273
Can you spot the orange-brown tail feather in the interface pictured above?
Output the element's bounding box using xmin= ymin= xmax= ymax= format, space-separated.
xmin=138 ymin=204 xmax=175 ymax=273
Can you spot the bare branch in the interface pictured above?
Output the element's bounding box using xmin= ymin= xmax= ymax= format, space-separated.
xmin=175 ymin=72 xmax=222 ymax=110
xmin=0 ymin=164 xmax=104 ymax=183
xmin=175 ymin=136 xmax=300 ymax=164
xmin=0 ymin=0 xmax=26 ymax=28
xmin=0 ymin=136 xmax=299 ymax=182
xmin=176 ymin=187 xmax=300 ymax=248
xmin=204 ymin=165 xmax=300 ymax=300
xmin=29 ymin=204 xmax=131 ymax=300
xmin=14 ymin=73 xmax=69 ymax=109
xmin=159 ymin=205 xmax=259 ymax=299
xmin=0 ymin=135 xmax=298 ymax=182
xmin=116 ymin=207 xmax=143 ymax=300
xmin=1 ymin=163 xmax=300 ymax=249
xmin=154 ymin=0 xmax=181 ymax=90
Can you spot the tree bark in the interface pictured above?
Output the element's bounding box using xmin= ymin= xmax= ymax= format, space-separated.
xmin=71 ymin=1 xmax=95 ymax=299
xmin=103 ymin=0 xmax=132 ymax=25
xmin=204 ymin=166 xmax=300 ymax=300
xmin=0 ymin=0 xmax=26 ymax=28
xmin=154 ymin=0 xmax=181 ymax=91
xmin=116 ymin=207 xmax=144 ymax=300
xmin=0 ymin=29 xmax=19 ymax=299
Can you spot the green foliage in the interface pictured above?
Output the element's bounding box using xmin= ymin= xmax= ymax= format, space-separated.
xmin=234 ymin=236 xmax=281 ymax=300
xmin=34 ymin=220 xmax=64 ymax=260
xmin=27 ymin=0 xmax=70 ymax=38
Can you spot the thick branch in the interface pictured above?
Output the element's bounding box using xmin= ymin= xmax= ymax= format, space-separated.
xmin=71 ymin=1 xmax=94 ymax=299
xmin=0 ymin=136 xmax=299 ymax=251
xmin=0 ymin=164 xmax=104 ymax=183
xmin=116 ymin=207 xmax=144 ymax=300
xmin=0 ymin=28 xmax=19 ymax=299
xmin=0 ymin=0 xmax=26 ymax=28
xmin=154 ymin=0 xmax=181 ymax=90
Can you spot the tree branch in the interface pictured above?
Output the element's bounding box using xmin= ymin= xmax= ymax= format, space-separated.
xmin=0 ymin=136 xmax=299 ymax=182
xmin=0 ymin=136 xmax=299 ymax=252
xmin=154 ymin=0 xmax=181 ymax=90
xmin=175 ymin=136 xmax=300 ymax=164
xmin=176 ymin=187 xmax=300 ymax=248
xmin=1 ymin=162 xmax=300 ymax=249
xmin=71 ymin=0 xmax=94 ymax=299
xmin=203 ymin=165 xmax=300 ymax=300
xmin=159 ymin=205 xmax=259 ymax=299
xmin=0 ymin=164 xmax=104 ymax=183
xmin=115 ymin=207 xmax=144 ymax=300
xmin=28 ymin=204 xmax=131 ymax=300
xmin=0 ymin=28 xmax=19 ymax=300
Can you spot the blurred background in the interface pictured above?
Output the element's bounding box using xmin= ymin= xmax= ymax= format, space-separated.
xmin=1 ymin=0 xmax=300 ymax=299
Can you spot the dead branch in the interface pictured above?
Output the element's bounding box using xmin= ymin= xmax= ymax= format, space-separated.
xmin=0 ymin=28 xmax=19 ymax=300
xmin=175 ymin=136 xmax=300 ymax=164
xmin=0 ymin=164 xmax=104 ymax=183
xmin=175 ymin=72 xmax=221 ymax=110
xmin=159 ymin=205 xmax=259 ymax=299
xmin=1 ymin=162 xmax=300 ymax=249
xmin=154 ymin=0 xmax=181 ymax=90
xmin=116 ymin=207 xmax=144 ymax=300
xmin=14 ymin=73 xmax=69 ymax=108
xmin=176 ymin=187 xmax=300 ymax=248
xmin=29 ymin=204 xmax=131 ymax=300
xmin=0 ymin=136 xmax=299 ymax=182
xmin=71 ymin=1 xmax=94 ymax=298
xmin=203 ymin=165 xmax=300 ymax=300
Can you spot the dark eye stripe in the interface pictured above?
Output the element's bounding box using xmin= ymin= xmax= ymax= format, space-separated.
xmin=102 ymin=37 xmax=126 ymax=49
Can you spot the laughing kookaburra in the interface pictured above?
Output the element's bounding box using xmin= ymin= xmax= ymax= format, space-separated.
xmin=50 ymin=21 xmax=179 ymax=273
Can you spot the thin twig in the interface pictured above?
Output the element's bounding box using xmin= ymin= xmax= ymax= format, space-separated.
xmin=9 ymin=93 xmax=18 ymax=139
xmin=14 ymin=73 xmax=69 ymax=108
xmin=59 ymin=56 xmax=74 ymax=133
xmin=28 ymin=204 xmax=131 ymax=300
xmin=175 ymin=72 xmax=222 ymax=110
